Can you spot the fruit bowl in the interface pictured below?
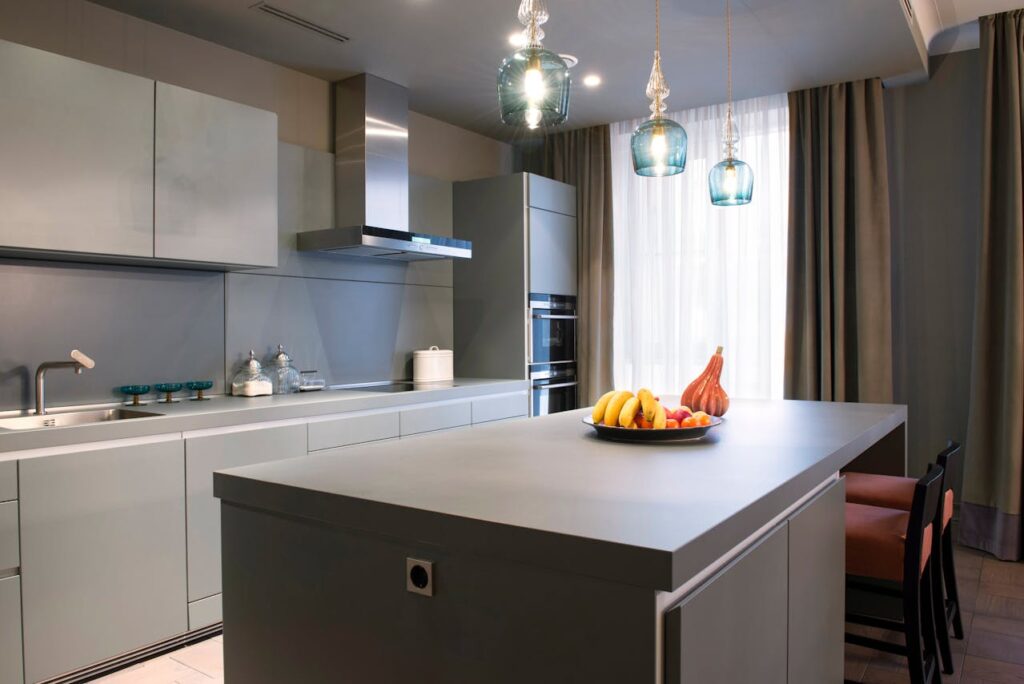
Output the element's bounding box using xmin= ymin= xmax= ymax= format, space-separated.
xmin=582 ymin=415 xmax=722 ymax=443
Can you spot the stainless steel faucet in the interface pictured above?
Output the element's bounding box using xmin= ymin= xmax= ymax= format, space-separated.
xmin=35 ymin=350 xmax=96 ymax=415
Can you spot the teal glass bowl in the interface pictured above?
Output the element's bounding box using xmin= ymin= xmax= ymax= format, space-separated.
xmin=119 ymin=385 xmax=150 ymax=406
xmin=155 ymin=383 xmax=183 ymax=393
xmin=186 ymin=380 xmax=214 ymax=401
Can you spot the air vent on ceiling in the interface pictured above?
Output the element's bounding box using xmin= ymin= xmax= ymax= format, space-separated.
xmin=250 ymin=2 xmax=350 ymax=44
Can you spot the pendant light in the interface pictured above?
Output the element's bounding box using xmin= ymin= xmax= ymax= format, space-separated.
xmin=709 ymin=0 xmax=753 ymax=205
xmin=631 ymin=0 xmax=687 ymax=177
xmin=498 ymin=0 xmax=571 ymax=130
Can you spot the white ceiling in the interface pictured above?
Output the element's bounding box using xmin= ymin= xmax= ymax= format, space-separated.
xmin=91 ymin=0 xmax=928 ymax=141
xmin=912 ymin=0 xmax=1024 ymax=53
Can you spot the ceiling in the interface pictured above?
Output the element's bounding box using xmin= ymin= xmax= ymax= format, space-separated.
xmin=91 ymin=0 xmax=929 ymax=142
xmin=912 ymin=0 xmax=1024 ymax=53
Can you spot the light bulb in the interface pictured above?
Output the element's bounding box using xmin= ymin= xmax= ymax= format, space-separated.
xmin=523 ymin=67 xmax=546 ymax=103
xmin=722 ymin=163 xmax=738 ymax=197
xmin=525 ymin=106 xmax=542 ymax=129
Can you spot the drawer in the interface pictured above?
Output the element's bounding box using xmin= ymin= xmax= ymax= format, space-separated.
xmin=0 ymin=575 xmax=22 ymax=684
xmin=308 ymin=410 xmax=400 ymax=452
xmin=0 ymin=461 xmax=15 ymax=502
xmin=400 ymin=401 xmax=472 ymax=437
xmin=0 ymin=501 xmax=17 ymax=573
xmin=188 ymin=593 xmax=222 ymax=630
xmin=472 ymin=392 xmax=529 ymax=424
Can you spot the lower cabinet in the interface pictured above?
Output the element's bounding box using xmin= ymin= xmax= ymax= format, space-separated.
xmin=185 ymin=424 xmax=307 ymax=605
xmin=400 ymin=401 xmax=472 ymax=437
xmin=19 ymin=437 xmax=187 ymax=683
xmin=0 ymin=575 xmax=22 ymax=684
xmin=664 ymin=524 xmax=789 ymax=684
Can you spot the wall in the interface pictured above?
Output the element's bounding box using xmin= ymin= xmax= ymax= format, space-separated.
xmin=885 ymin=49 xmax=982 ymax=485
xmin=0 ymin=0 xmax=513 ymax=412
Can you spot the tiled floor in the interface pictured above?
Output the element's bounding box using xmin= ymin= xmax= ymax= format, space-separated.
xmin=94 ymin=546 xmax=1021 ymax=684
xmin=845 ymin=545 xmax=1024 ymax=684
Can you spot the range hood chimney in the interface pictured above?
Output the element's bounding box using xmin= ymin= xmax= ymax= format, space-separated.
xmin=297 ymin=74 xmax=471 ymax=261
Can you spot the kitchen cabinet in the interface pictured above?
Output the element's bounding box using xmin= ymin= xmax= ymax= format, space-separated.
xmin=19 ymin=437 xmax=187 ymax=684
xmin=788 ymin=479 xmax=845 ymax=683
xmin=400 ymin=401 xmax=472 ymax=437
xmin=0 ymin=39 xmax=154 ymax=259
xmin=528 ymin=174 xmax=576 ymax=217
xmin=664 ymin=524 xmax=789 ymax=684
xmin=155 ymin=82 xmax=278 ymax=268
xmin=0 ymin=576 xmax=22 ymax=684
xmin=188 ymin=594 xmax=223 ymax=632
xmin=307 ymin=409 xmax=400 ymax=452
xmin=471 ymin=391 xmax=529 ymax=425
xmin=528 ymin=207 xmax=577 ymax=297
xmin=0 ymin=461 xmax=15 ymax=502
xmin=0 ymin=502 xmax=17 ymax=575
xmin=185 ymin=423 xmax=306 ymax=604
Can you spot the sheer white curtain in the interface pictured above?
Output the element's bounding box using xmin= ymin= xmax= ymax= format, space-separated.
xmin=610 ymin=93 xmax=789 ymax=399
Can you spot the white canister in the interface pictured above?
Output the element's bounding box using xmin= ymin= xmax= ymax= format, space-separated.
xmin=413 ymin=346 xmax=454 ymax=383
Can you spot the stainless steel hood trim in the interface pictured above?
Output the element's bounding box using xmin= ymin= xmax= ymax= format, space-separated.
xmin=297 ymin=74 xmax=471 ymax=261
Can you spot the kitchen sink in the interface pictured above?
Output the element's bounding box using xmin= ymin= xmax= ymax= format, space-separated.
xmin=0 ymin=408 xmax=162 ymax=431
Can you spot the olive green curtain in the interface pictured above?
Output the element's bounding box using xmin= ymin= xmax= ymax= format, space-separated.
xmin=521 ymin=126 xmax=615 ymax=404
xmin=784 ymin=79 xmax=894 ymax=403
xmin=961 ymin=11 xmax=1024 ymax=561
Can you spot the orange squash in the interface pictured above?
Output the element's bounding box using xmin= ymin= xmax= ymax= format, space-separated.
xmin=681 ymin=346 xmax=730 ymax=417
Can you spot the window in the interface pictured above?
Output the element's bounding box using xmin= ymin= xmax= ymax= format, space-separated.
xmin=610 ymin=93 xmax=789 ymax=400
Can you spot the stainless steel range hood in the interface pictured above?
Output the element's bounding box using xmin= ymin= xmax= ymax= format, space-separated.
xmin=297 ymin=74 xmax=471 ymax=261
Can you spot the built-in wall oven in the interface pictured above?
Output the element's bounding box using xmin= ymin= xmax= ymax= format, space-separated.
xmin=529 ymin=294 xmax=577 ymax=416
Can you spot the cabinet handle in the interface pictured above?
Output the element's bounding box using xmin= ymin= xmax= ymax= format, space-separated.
xmin=532 ymin=314 xmax=578 ymax=320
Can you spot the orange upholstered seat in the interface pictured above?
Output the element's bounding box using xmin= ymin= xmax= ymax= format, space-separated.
xmin=845 ymin=472 xmax=954 ymax=530
xmin=845 ymin=502 xmax=933 ymax=582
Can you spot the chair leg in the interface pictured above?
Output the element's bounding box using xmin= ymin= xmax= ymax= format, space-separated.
xmin=922 ymin=564 xmax=942 ymax=679
xmin=904 ymin=570 xmax=927 ymax=684
xmin=930 ymin=553 xmax=955 ymax=673
xmin=942 ymin=526 xmax=965 ymax=639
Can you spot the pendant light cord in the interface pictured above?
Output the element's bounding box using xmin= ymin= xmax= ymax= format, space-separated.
xmin=656 ymin=0 xmax=661 ymax=55
xmin=725 ymin=0 xmax=734 ymax=151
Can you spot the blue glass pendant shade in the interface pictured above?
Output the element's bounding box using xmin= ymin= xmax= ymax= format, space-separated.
xmin=631 ymin=117 xmax=687 ymax=177
xmin=709 ymin=158 xmax=753 ymax=205
xmin=498 ymin=46 xmax=570 ymax=130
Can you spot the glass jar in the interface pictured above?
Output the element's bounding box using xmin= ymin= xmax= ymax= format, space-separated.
xmin=231 ymin=350 xmax=273 ymax=397
xmin=269 ymin=344 xmax=301 ymax=395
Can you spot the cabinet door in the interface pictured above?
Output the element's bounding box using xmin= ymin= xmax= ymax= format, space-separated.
xmin=788 ymin=479 xmax=845 ymax=684
xmin=185 ymin=424 xmax=306 ymax=602
xmin=19 ymin=438 xmax=187 ymax=683
xmin=664 ymin=524 xmax=788 ymax=684
xmin=0 ymin=461 xmax=16 ymax=502
xmin=400 ymin=401 xmax=472 ymax=437
xmin=155 ymin=82 xmax=278 ymax=267
xmin=0 ymin=576 xmax=22 ymax=684
xmin=0 ymin=502 xmax=17 ymax=574
xmin=527 ymin=174 xmax=576 ymax=216
xmin=528 ymin=208 xmax=577 ymax=296
xmin=307 ymin=410 xmax=400 ymax=452
xmin=0 ymin=39 xmax=154 ymax=258
xmin=472 ymin=392 xmax=529 ymax=425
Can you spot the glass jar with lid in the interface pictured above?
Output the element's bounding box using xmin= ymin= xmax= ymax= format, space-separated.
xmin=231 ymin=350 xmax=273 ymax=397
xmin=269 ymin=344 xmax=301 ymax=395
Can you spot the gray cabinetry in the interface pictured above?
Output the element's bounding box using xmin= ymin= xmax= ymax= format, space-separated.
xmin=307 ymin=410 xmax=400 ymax=452
xmin=0 ymin=576 xmax=22 ymax=684
xmin=400 ymin=401 xmax=472 ymax=437
xmin=528 ymin=174 xmax=576 ymax=216
xmin=528 ymin=207 xmax=577 ymax=296
xmin=0 ymin=39 xmax=154 ymax=259
xmin=155 ymin=82 xmax=278 ymax=268
xmin=0 ymin=462 xmax=14 ymax=503
xmin=0 ymin=502 xmax=17 ymax=575
xmin=19 ymin=438 xmax=187 ymax=683
xmin=788 ymin=479 xmax=845 ymax=683
xmin=471 ymin=392 xmax=529 ymax=424
xmin=185 ymin=424 xmax=306 ymax=604
xmin=664 ymin=524 xmax=789 ymax=684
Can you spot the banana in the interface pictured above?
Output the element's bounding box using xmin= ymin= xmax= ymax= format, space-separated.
xmin=591 ymin=390 xmax=617 ymax=423
xmin=653 ymin=403 xmax=667 ymax=430
xmin=603 ymin=390 xmax=633 ymax=427
xmin=638 ymin=388 xmax=659 ymax=422
xmin=618 ymin=396 xmax=640 ymax=428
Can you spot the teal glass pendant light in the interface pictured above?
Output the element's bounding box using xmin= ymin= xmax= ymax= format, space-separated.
xmin=709 ymin=0 xmax=753 ymax=205
xmin=631 ymin=0 xmax=687 ymax=177
xmin=498 ymin=0 xmax=571 ymax=130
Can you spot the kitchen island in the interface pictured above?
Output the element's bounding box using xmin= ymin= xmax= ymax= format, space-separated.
xmin=214 ymin=399 xmax=906 ymax=684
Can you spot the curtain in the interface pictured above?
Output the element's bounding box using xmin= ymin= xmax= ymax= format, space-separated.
xmin=540 ymin=126 xmax=615 ymax=404
xmin=609 ymin=94 xmax=789 ymax=399
xmin=961 ymin=11 xmax=1024 ymax=561
xmin=784 ymin=79 xmax=894 ymax=403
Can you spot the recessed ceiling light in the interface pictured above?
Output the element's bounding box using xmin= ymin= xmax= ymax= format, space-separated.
xmin=559 ymin=54 xmax=579 ymax=68
xmin=508 ymin=31 xmax=527 ymax=48
xmin=582 ymin=74 xmax=602 ymax=88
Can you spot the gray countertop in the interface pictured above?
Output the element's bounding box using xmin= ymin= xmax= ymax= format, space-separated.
xmin=214 ymin=399 xmax=906 ymax=592
xmin=0 ymin=379 xmax=527 ymax=455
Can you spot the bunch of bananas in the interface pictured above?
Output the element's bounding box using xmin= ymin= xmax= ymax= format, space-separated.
xmin=591 ymin=389 xmax=666 ymax=429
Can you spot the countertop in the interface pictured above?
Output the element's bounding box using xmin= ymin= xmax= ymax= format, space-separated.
xmin=0 ymin=378 xmax=528 ymax=455
xmin=214 ymin=399 xmax=907 ymax=592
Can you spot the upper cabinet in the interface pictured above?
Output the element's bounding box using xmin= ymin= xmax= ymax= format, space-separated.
xmin=0 ymin=39 xmax=154 ymax=258
xmin=155 ymin=83 xmax=278 ymax=268
xmin=0 ymin=39 xmax=279 ymax=270
xmin=528 ymin=174 xmax=576 ymax=217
